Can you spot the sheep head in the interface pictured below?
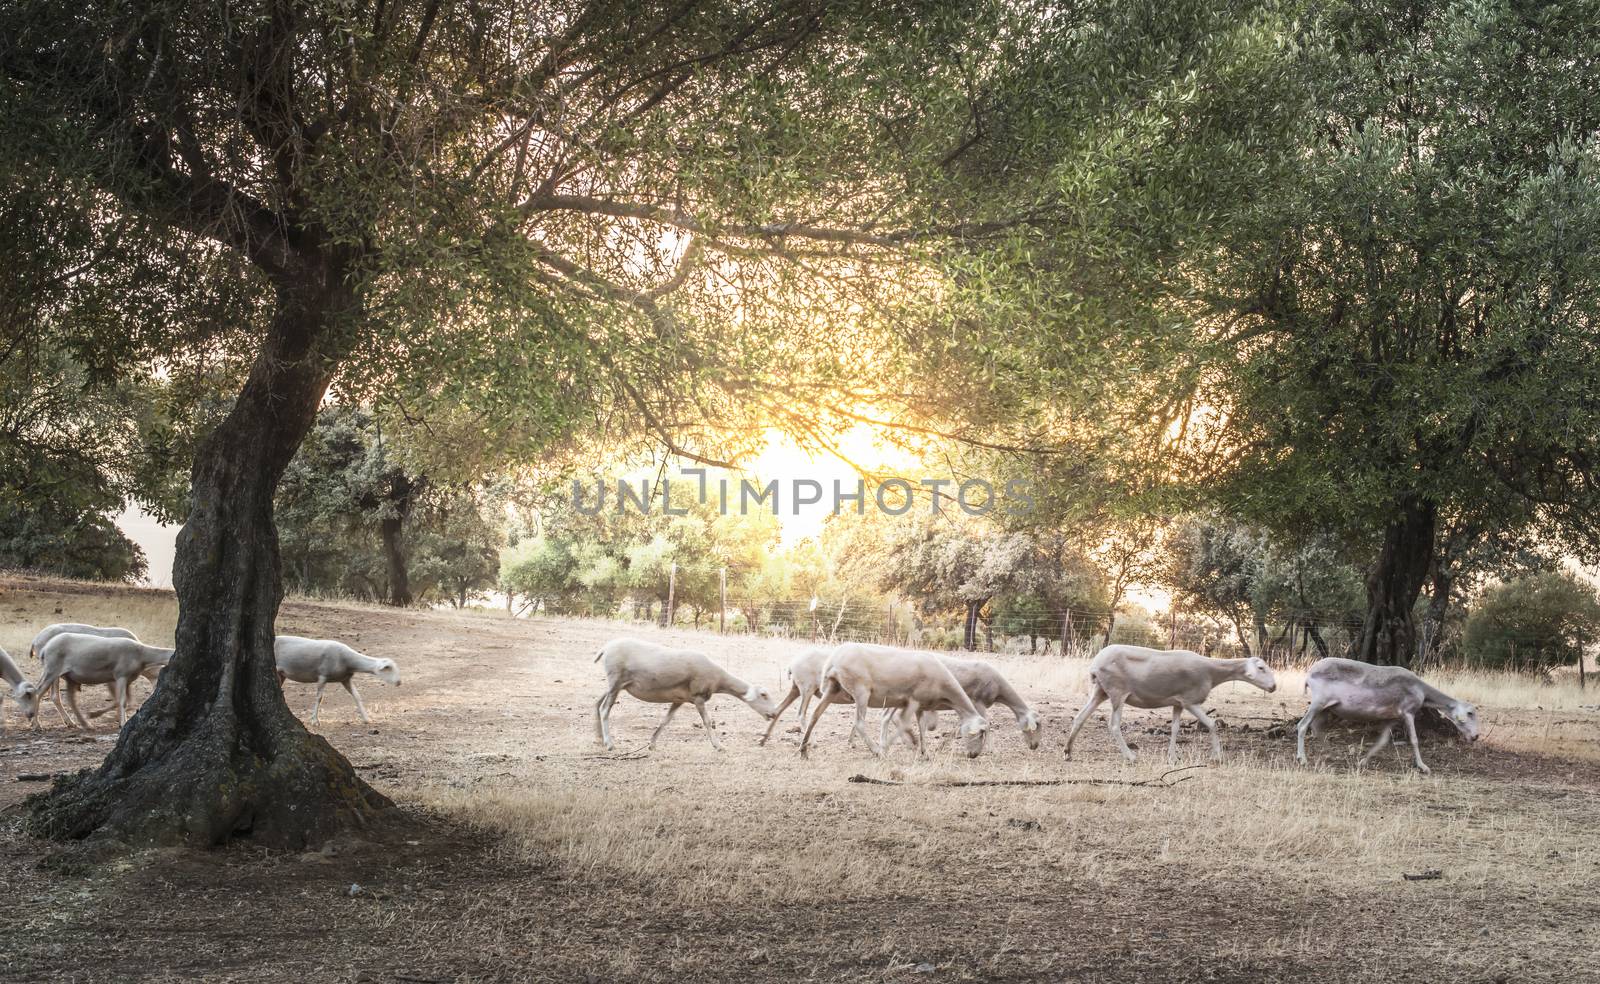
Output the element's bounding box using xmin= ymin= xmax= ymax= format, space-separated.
xmin=742 ymin=684 xmax=778 ymax=718
xmin=1017 ymin=708 xmax=1043 ymax=750
xmin=957 ymin=714 xmax=990 ymax=757
xmin=1241 ymin=657 xmax=1277 ymax=692
xmin=13 ymin=681 xmax=40 ymax=721
xmin=1446 ymin=699 xmax=1480 ymax=741
xmin=372 ymin=659 xmax=402 ymax=686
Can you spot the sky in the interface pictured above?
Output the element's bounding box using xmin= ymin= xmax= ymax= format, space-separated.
xmin=117 ymin=504 xmax=178 ymax=588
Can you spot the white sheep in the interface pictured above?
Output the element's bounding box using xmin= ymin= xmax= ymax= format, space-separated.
xmin=1295 ymin=656 xmax=1480 ymax=774
xmin=880 ymin=653 xmax=1042 ymax=753
xmin=27 ymin=623 xmax=143 ymax=728
xmin=1 ymin=644 xmax=32 ymax=736
xmin=593 ymin=637 xmax=778 ymax=751
xmin=799 ymin=643 xmax=990 ymax=759
xmin=1063 ymin=645 xmax=1277 ymax=762
xmin=758 ymin=646 xmax=831 ymax=746
xmin=16 ymin=633 xmax=174 ymax=729
xmin=274 ymin=635 xmax=402 ymax=724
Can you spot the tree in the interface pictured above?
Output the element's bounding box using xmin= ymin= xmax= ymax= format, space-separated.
xmin=1168 ymin=1 xmax=1600 ymax=665
xmin=1462 ymin=571 xmax=1600 ymax=672
xmin=5 ymin=0 xmax=1091 ymax=847
xmin=408 ymin=491 xmax=503 ymax=608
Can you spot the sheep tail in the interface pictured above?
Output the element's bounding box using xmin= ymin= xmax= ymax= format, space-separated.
xmin=593 ymin=646 xmax=605 ymax=663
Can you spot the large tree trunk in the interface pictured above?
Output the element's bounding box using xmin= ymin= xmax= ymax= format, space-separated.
xmin=1355 ymin=496 xmax=1438 ymax=667
xmin=27 ymin=277 xmax=392 ymax=848
xmin=378 ymin=473 xmax=416 ymax=607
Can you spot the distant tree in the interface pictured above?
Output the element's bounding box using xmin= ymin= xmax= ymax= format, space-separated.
xmin=1462 ymin=572 xmax=1600 ymax=673
xmin=1166 ymin=512 xmax=1364 ymax=658
xmin=1166 ymin=515 xmax=1263 ymax=653
xmin=408 ymin=492 xmax=503 ymax=608
xmin=882 ymin=519 xmax=1105 ymax=651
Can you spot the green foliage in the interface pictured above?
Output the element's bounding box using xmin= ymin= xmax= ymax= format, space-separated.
xmin=1167 ymin=511 xmax=1365 ymax=649
xmin=277 ymin=407 xmax=503 ymax=605
xmin=1462 ymin=571 xmax=1600 ymax=671
xmin=0 ymin=341 xmax=147 ymax=581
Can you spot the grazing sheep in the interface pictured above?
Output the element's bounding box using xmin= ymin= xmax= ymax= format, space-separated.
xmin=1063 ymin=645 xmax=1277 ymax=762
xmin=1 ymin=645 xmax=34 ymax=736
xmin=274 ymin=635 xmax=402 ymax=724
xmin=594 ymin=637 xmax=777 ymax=751
xmin=758 ymin=647 xmax=832 ymax=746
xmin=880 ymin=653 xmax=1042 ymax=753
xmin=28 ymin=623 xmax=142 ymax=728
xmin=17 ymin=634 xmax=174 ymax=729
xmin=799 ymin=643 xmax=989 ymax=759
xmin=1295 ymin=657 xmax=1480 ymax=774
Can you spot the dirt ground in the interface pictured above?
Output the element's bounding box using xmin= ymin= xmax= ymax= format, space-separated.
xmin=1 ymin=576 xmax=1598 ymax=983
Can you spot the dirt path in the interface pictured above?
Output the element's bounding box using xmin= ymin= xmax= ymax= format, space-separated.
xmin=1 ymin=581 xmax=1597 ymax=982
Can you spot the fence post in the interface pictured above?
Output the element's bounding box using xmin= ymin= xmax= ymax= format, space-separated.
xmin=1062 ymin=609 xmax=1073 ymax=654
xmin=885 ymin=599 xmax=895 ymax=645
xmin=1580 ymin=628 xmax=1587 ymax=691
xmin=1168 ymin=606 xmax=1177 ymax=648
xmin=719 ymin=566 xmax=727 ymax=634
xmin=664 ymin=562 xmax=677 ymax=628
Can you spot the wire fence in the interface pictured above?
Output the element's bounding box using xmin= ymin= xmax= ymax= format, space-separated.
xmin=505 ymin=588 xmax=1595 ymax=682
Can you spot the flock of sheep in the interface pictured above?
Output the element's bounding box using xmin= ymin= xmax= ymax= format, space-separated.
xmin=597 ymin=638 xmax=1483 ymax=773
xmin=0 ymin=624 xmax=399 ymax=733
xmin=1 ymin=620 xmax=1482 ymax=775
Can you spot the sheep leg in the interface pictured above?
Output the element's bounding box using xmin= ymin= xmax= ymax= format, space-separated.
xmin=1063 ymin=684 xmax=1107 ymax=760
xmin=51 ymin=679 xmax=75 ymax=729
xmin=342 ymin=680 xmax=371 ymax=724
xmin=1187 ymin=704 xmax=1222 ymax=761
xmin=1357 ymin=725 xmax=1393 ymax=768
xmin=648 ymin=702 xmax=682 ymax=749
xmin=1107 ymin=699 xmax=1136 ymax=763
xmin=878 ymin=708 xmax=900 ymax=751
xmin=798 ymin=680 xmax=839 ymax=759
xmin=64 ymin=682 xmax=90 ymax=730
xmin=1309 ymin=707 xmax=1330 ymax=739
xmin=759 ymin=684 xmax=801 ymax=746
xmin=310 ymin=679 xmax=328 ymax=724
xmin=1167 ymin=706 xmax=1183 ymax=761
xmin=693 ymin=697 xmax=723 ymax=752
xmin=910 ymin=701 xmax=928 ymax=758
xmin=1402 ymin=712 xmax=1430 ymax=775
xmin=595 ymin=678 xmax=625 ymax=751
xmin=1296 ymin=699 xmax=1333 ymax=765
xmin=113 ymin=676 xmax=129 ymax=728
xmin=850 ymin=688 xmax=883 ymax=758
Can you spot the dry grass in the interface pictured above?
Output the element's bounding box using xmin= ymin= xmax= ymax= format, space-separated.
xmin=3 ymin=574 xmax=1599 ymax=982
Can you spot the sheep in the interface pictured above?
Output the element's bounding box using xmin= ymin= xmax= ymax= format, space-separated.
xmin=758 ymin=646 xmax=831 ymax=746
xmin=1294 ymin=657 xmax=1480 ymax=774
xmin=799 ymin=643 xmax=990 ymax=759
xmin=879 ymin=653 xmax=1043 ymax=753
xmin=274 ymin=635 xmax=402 ymax=724
xmin=27 ymin=623 xmax=142 ymax=728
xmin=16 ymin=633 xmax=174 ymax=729
xmin=1063 ymin=645 xmax=1277 ymax=763
xmin=593 ymin=637 xmax=778 ymax=751
xmin=1 ymin=644 xmax=33 ymax=736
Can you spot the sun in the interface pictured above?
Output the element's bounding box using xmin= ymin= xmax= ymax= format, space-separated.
xmin=744 ymin=424 xmax=926 ymax=543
